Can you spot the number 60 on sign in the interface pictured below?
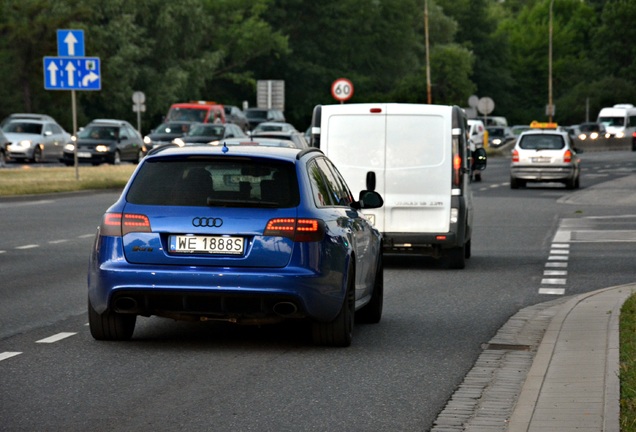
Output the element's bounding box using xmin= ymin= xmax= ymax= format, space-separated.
xmin=331 ymin=78 xmax=354 ymax=102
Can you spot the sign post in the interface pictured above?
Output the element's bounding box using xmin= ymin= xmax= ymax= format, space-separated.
xmin=331 ymin=78 xmax=354 ymax=104
xmin=132 ymin=91 xmax=146 ymax=134
xmin=44 ymin=29 xmax=100 ymax=179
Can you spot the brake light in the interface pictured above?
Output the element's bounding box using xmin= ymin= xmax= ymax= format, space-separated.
xmin=563 ymin=149 xmax=572 ymax=163
xmin=264 ymin=218 xmax=325 ymax=242
xmin=512 ymin=149 xmax=519 ymax=162
xmin=453 ymin=154 xmax=462 ymax=186
xmin=100 ymin=213 xmax=151 ymax=236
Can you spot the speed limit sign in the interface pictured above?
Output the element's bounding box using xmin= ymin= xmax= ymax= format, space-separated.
xmin=331 ymin=78 xmax=354 ymax=102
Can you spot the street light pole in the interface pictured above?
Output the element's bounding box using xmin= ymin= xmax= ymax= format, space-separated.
xmin=425 ymin=0 xmax=432 ymax=104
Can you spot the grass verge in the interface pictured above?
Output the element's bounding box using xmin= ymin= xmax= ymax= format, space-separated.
xmin=621 ymin=293 xmax=636 ymax=431
xmin=0 ymin=165 xmax=136 ymax=196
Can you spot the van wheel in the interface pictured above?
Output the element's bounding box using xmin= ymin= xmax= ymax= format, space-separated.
xmin=356 ymin=254 xmax=383 ymax=324
xmin=88 ymin=297 xmax=136 ymax=341
xmin=444 ymin=245 xmax=466 ymax=269
xmin=510 ymin=176 xmax=519 ymax=189
xmin=312 ymin=263 xmax=355 ymax=347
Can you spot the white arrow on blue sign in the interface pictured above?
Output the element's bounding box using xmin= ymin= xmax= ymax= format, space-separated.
xmin=43 ymin=57 xmax=101 ymax=91
xmin=57 ymin=30 xmax=85 ymax=57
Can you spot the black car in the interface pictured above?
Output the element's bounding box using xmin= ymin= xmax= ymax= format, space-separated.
xmin=143 ymin=121 xmax=193 ymax=150
xmin=223 ymin=105 xmax=250 ymax=132
xmin=244 ymin=108 xmax=286 ymax=130
xmin=61 ymin=119 xmax=144 ymax=166
xmin=173 ymin=123 xmax=247 ymax=146
xmin=250 ymin=131 xmax=309 ymax=149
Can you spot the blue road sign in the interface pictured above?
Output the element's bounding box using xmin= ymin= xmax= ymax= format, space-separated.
xmin=43 ymin=57 xmax=101 ymax=91
xmin=57 ymin=30 xmax=85 ymax=57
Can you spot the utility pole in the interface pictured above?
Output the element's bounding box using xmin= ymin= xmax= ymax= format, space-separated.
xmin=548 ymin=0 xmax=554 ymax=123
xmin=425 ymin=0 xmax=432 ymax=104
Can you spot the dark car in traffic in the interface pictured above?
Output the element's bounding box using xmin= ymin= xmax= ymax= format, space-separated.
xmin=244 ymin=108 xmax=286 ymax=130
xmin=61 ymin=119 xmax=144 ymax=166
xmin=88 ymin=145 xmax=385 ymax=346
xmin=173 ymin=123 xmax=247 ymax=146
xmin=143 ymin=121 xmax=193 ymax=150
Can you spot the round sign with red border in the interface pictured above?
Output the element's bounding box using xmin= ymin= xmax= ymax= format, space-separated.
xmin=331 ymin=78 xmax=354 ymax=102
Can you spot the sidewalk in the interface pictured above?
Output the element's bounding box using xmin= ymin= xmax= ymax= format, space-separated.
xmin=431 ymin=284 xmax=636 ymax=431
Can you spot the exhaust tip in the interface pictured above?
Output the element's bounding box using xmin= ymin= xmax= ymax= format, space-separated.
xmin=273 ymin=302 xmax=298 ymax=316
xmin=114 ymin=297 xmax=138 ymax=313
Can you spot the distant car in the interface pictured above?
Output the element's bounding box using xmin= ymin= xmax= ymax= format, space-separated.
xmin=510 ymin=128 xmax=581 ymax=189
xmin=577 ymin=122 xmax=607 ymax=141
xmin=486 ymin=126 xmax=515 ymax=148
xmin=250 ymin=131 xmax=308 ymax=148
xmin=0 ymin=129 xmax=9 ymax=166
xmin=244 ymin=108 xmax=286 ymax=130
xmin=143 ymin=121 xmax=193 ymax=150
xmin=0 ymin=113 xmax=60 ymax=128
xmin=511 ymin=125 xmax=532 ymax=136
xmin=251 ymin=121 xmax=297 ymax=134
xmin=88 ymin=145 xmax=385 ymax=347
xmin=217 ymin=136 xmax=301 ymax=149
xmin=3 ymin=119 xmax=71 ymax=163
xmin=223 ymin=105 xmax=250 ymax=132
xmin=173 ymin=123 xmax=247 ymax=146
xmin=61 ymin=119 xmax=144 ymax=166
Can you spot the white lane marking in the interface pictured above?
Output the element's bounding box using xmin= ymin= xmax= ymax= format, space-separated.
xmin=551 ymin=243 xmax=569 ymax=249
xmin=544 ymin=270 xmax=567 ymax=276
xmin=548 ymin=255 xmax=569 ymax=261
xmin=78 ymin=234 xmax=94 ymax=239
xmin=36 ymin=332 xmax=77 ymax=343
xmin=541 ymin=278 xmax=566 ymax=285
xmin=550 ymin=249 xmax=569 ymax=255
xmin=539 ymin=288 xmax=565 ymax=295
xmin=545 ymin=262 xmax=568 ymax=268
xmin=0 ymin=200 xmax=55 ymax=209
xmin=16 ymin=244 xmax=39 ymax=250
xmin=49 ymin=239 xmax=69 ymax=244
xmin=0 ymin=352 xmax=22 ymax=361
xmin=0 ymin=250 xmax=6 ymax=254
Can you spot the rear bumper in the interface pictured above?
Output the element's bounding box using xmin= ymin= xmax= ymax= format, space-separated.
xmin=511 ymin=165 xmax=576 ymax=181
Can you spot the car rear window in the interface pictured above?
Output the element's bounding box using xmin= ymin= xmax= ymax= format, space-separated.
xmin=126 ymin=157 xmax=300 ymax=208
xmin=519 ymin=134 xmax=565 ymax=150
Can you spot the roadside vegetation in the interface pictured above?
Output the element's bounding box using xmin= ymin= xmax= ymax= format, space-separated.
xmin=0 ymin=164 xmax=135 ymax=196
xmin=621 ymin=293 xmax=636 ymax=431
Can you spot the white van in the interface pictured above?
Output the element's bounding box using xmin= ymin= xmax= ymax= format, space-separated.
xmin=597 ymin=104 xmax=636 ymax=142
xmin=310 ymin=103 xmax=487 ymax=269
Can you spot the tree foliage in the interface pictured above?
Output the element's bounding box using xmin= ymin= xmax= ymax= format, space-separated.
xmin=0 ymin=0 xmax=635 ymax=132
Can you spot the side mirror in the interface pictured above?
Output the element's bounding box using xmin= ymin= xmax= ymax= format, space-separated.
xmin=473 ymin=147 xmax=487 ymax=171
xmin=351 ymin=190 xmax=383 ymax=210
xmin=366 ymin=171 xmax=376 ymax=191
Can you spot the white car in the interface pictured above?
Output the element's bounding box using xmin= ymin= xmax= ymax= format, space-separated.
xmin=3 ymin=119 xmax=71 ymax=163
xmin=510 ymin=128 xmax=581 ymax=189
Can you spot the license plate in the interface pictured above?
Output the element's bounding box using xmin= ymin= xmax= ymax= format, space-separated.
xmin=77 ymin=152 xmax=92 ymax=158
xmin=531 ymin=157 xmax=551 ymax=163
xmin=169 ymin=235 xmax=244 ymax=254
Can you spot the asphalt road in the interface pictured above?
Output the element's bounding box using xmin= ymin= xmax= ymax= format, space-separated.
xmin=1 ymin=151 xmax=635 ymax=431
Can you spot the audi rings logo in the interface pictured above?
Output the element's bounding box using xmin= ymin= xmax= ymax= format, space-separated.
xmin=192 ymin=217 xmax=223 ymax=228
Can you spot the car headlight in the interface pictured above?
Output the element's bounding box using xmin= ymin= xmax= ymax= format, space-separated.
xmin=616 ymin=131 xmax=625 ymax=139
xmin=590 ymin=132 xmax=598 ymax=139
xmin=95 ymin=145 xmax=110 ymax=152
xmin=578 ymin=134 xmax=587 ymax=140
xmin=64 ymin=143 xmax=75 ymax=151
xmin=143 ymin=136 xmax=152 ymax=145
xmin=492 ymin=138 xmax=502 ymax=145
xmin=19 ymin=140 xmax=33 ymax=148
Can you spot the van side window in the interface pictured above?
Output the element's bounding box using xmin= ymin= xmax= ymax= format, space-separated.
xmin=630 ymin=115 xmax=636 ymax=127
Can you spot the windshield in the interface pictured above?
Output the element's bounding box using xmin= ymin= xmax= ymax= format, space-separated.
xmin=127 ymin=158 xmax=299 ymax=207
xmin=78 ymin=126 xmax=119 ymax=140
xmin=519 ymin=134 xmax=565 ymax=150
xmin=598 ymin=116 xmax=625 ymax=127
xmin=245 ymin=110 xmax=267 ymax=120
xmin=487 ymin=128 xmax=505 ymax=137
xmin=167 ymin=107 xmax=208 ymax=122
xmin=188 ymin=124 xmax=225 ymax=137
xmin=156 ymin=123 xmax=190 ymax=134
xmin=3 ymin=122 xmax=42 ymax=134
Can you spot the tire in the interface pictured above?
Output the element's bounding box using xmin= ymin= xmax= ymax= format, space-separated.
xmin=88 ymin=297 xmax=136 ymax=341
xmin=356 ymin=254 xmax=383 ymax=324
xmin=465 ymin=239 xmax=472 ymax=259
xmin=136 ymin=149 xmax=144 ymax=164
xmin=510 ymin=176 xmax=519 ymax=189
xmin=474 ymin=172 xmax=482 ymax=182
xmin=444 ymin=243 xmax=466 ymax=269
xmin=312 ymin=263 xmax=355 ymax=347
xmin=31 ymin=146 xmax=43 ymax=163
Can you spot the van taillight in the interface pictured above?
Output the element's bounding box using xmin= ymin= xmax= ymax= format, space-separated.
xmin=369 ymin=108 xmax=382 ymax=113
xmin=563 ymin=149 xmax=572 ymax=163
xmin=101 ymin=213 xmax=151 ymax=236
xmin=264 ymin=218 xmax=325 ymax=242
xmin=453 ymin=154 xmax=462 ymax=186
xmin=512 ymin=149 xmax=520 ymax=162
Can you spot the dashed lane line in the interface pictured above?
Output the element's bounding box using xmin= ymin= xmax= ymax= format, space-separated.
xmin=0 ymin=352 xmax=22 ymax=362
xmin=36 ymin=332 xmax=77 ymax=343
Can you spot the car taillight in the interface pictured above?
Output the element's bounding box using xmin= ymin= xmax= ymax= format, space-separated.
xmin=100 ymin=213 xmax=152 ymax=236
xmin=512 ymin=149 xmax=519 ymax=162
xmin=563 ymin=149 xmax=572 ymax=163
xmin=453 ymin=154 xmax=462 ymax=186
xmin=264 ymin=218 xmax=325 ymax=242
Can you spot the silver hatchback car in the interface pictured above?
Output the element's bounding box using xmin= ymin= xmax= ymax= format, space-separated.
xmin=510 ymin=127 xmax=581 ymax=189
